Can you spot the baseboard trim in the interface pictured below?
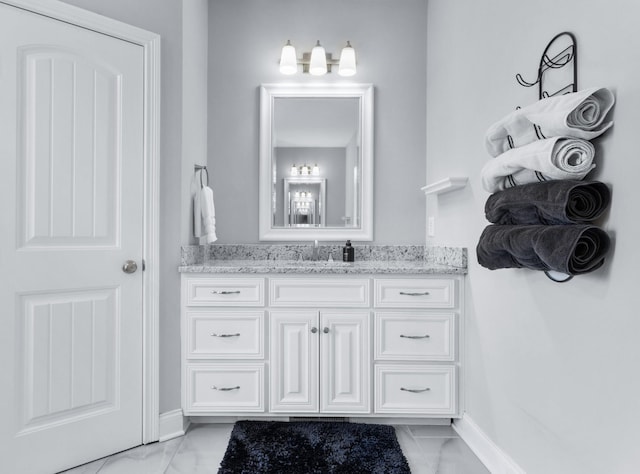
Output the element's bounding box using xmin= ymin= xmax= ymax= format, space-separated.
xmin=453 ymin=413 xmax=526 ymax=474
xmin=159 ymin=409 xmax=190 ymax=442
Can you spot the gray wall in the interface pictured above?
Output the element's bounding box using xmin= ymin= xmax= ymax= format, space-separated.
xmin=59 ymin=0 xmax=185 ymax=412
xmin=426 ymin=1 xmax=640 ymax=472
xmin=208 ymin=0 xmax=427 ymax=244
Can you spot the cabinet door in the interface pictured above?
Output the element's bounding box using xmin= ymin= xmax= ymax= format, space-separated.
xmin=270 ymin=311 xmax=319 ymax=412
xmin=320 ymin=311 xmax=371 ymax=413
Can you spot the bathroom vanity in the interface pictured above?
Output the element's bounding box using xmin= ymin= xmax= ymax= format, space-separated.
xmin=179 ymin=248 xmax=466 ymax=422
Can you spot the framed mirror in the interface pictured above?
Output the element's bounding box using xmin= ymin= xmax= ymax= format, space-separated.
xmin=259 ymin=83 xmax=373 ymax=241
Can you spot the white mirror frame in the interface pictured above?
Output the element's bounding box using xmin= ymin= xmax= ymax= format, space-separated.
xmin=259 ymin=83 xmax=374 ymax=241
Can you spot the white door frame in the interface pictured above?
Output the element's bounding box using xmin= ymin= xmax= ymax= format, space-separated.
xmin=0 ymin=0 xmax=161 ymax=443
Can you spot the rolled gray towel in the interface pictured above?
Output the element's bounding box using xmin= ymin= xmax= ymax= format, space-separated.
xmin=485 ymin=180 xmax=611 ymax=225
xmin=476 ymin=225 xmax=610 ymax=275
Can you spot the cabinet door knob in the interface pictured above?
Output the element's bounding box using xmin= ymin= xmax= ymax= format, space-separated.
xmin=311 ymin=327 xmax=318 ymax=334
xmin=323 ymin=327 xmax=330 ymax=334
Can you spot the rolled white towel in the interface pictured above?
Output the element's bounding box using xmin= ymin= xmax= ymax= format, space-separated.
xmin=485 ymin=87 xmax=614 ymax=156
xmin=481 ymin=137 xmax=595 ymax=193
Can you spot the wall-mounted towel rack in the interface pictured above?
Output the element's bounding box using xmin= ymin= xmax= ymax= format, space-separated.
xmin=514 ymin=32 xmax=579 ymax=283
xmin=195 ymin=164 xmax=209 ymax=188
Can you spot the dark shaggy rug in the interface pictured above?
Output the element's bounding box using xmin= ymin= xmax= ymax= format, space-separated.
xmin=218 ymin=420 xmax=411 ymax=474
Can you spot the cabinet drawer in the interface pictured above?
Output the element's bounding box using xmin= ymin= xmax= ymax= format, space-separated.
xmin=186 ymin=311 xmax=264 ymax=359
xmin=185 ymin=364 xmax=265 ymax=412
xmin=375 ymin=365 xmax=456 ymax=415
xmin=374 ymin=278 xmax=455 ymax=308
xmin=185 ymin=278 xmax=264 ymax=306
xmin=375 ymin=312 xmax=455 ymax=361
xmin=270 ymin=278 xmax=370 ymax=307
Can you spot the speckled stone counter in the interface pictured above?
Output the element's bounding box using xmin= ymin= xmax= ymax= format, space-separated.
xmin=179 ymin=244 xmax=467 ymax=274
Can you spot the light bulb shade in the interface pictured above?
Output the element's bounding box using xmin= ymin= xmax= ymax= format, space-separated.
xmin=279 ymin=41 xmax=298 ymax=75
xmin=309 ymin=41 xmax=327 ymax=75
xmin=312 ymin=164 xmax=320 ymax=175
xmin=301 ymin=164 xmax=310 ymax=175
xmin=338 ymin=41 xmax=357 ymax=76
xmin=290 ymin=164 xmax=298 ymax=176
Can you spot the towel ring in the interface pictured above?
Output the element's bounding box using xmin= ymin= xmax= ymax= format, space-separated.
xmin=544 ymin=270 xmax=573 ymax=283
xmin=195 ymin=164 xmax=209 ymax=188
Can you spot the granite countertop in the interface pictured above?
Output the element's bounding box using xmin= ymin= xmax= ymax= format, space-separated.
xmin=178 ymin=259 xmax=466 ymax=275
xmin=179 ymin=244 xmax=468 ymax=275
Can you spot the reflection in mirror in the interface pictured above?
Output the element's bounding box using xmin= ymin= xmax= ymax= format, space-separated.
xmin=259 ymin=84 xmax=373 ymax=241
xmin=282 ymin=177 xmax=326 ymax=226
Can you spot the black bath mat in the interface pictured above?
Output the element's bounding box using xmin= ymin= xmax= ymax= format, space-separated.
xmin=218 ymin=420 xmax=411 ymax=474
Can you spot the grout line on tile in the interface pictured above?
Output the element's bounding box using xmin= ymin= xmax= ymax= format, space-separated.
xmin=163 ymin=433 xmax=188 ymax=474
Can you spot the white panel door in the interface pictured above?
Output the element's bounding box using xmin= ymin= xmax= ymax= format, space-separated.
xmin=0 ymin=4 xmax=145 ymax=473
xmin=270 ymin=311 xmax=319 ymax=412
xmin=320 ymin=311 xmax=371 ymax=413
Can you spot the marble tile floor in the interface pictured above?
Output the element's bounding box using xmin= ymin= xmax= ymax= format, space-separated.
xmin=61 ymin=423 xmax=489 ymax=474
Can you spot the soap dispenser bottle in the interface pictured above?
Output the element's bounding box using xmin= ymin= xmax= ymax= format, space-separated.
xmin=343 ymin=240 xmax=355 ymax=262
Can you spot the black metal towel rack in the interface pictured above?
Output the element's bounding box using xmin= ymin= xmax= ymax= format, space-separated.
xmin=514 ymin=32 xmax=578 ymax=283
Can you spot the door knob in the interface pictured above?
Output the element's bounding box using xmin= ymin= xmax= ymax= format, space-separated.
xmin=311 ymin=327 xmax=318 ymax=334
xmin=122 ymin=260 xmax=138 ymax=274
xmin=323 ymin=327 xmax=330 ymax=334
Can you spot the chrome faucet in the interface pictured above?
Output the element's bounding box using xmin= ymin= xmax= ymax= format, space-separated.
xmin=312 ymin=239 xmax=319 ymax=261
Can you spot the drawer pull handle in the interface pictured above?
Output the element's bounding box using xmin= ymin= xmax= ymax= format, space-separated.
xmin=400 ymin=387 xmax=431 ymax=393
xmin=210 ymin=333 xmax=241 ymax=338
xmin=211 ymin=385 xmax=240 ymax=391
xmin=399 ymin=291 xmax=430 ymax=296
xmin=211 ymin=290 xmax=241 ymax=295
xmin=400 ymin=334 xmax=430 ymax=339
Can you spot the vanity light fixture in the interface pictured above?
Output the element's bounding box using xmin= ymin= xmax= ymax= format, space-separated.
xmin=290 ymin=163 xmax=320 ymax=176
xmin=279 ymin=40 xmax=357 ymax=76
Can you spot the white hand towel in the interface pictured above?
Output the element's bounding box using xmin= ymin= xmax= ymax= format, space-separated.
xmin=481 ymin=137 xmax=595 ymax=193
xmin=485 ymin=87 xmax=615 ymax=156
xmin=193 ymin=186 xmax=218 ymax=243
xmin=193 ymin=187 xmax=202 ymax=238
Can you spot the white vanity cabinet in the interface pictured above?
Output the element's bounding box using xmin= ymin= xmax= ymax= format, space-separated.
xmin=181 ymin=273 xmax=462 ymax=419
